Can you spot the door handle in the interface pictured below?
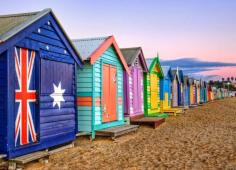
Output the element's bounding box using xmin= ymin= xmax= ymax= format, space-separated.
xmin=103 ymin=105 xmax=106 ymax=113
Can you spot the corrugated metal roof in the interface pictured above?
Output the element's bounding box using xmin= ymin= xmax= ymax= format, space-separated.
xmin=0 ymin=9 xmax=51 ymax=42
xmin=72 ymin=37 xmax=109 ymax=61
xmin=162 ymin=66 xmax=171 ymax=77
xmin=120 ymin=47 xmax=140 ymax=65
xmin=0 ymin=8 xmax=83 ymax=66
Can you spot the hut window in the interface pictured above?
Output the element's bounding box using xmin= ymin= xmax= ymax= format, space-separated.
xmin=46 ymin=45 xmax=50 ymax=50
xmin=48 ymin=21 xmax=51 ymax=25
xmin=64 ymin=50 xmax=67 ymax=54
xmin=38 ymin=28 xmax=41 ymax=33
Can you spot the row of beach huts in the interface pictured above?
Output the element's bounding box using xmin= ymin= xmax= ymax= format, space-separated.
xmin=0 ymin=9 xmax=230 ymax=161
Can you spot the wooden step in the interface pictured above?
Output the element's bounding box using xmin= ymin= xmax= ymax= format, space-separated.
xmin=164 ymin=108 xmax=183 ymax=116
xmin=189 ymin=104 xmax=198 ymax=108
xmin=131 ymin=117 xmax=165 ymax=129
xmin=8 ymin=142 xmax=74 ymax=170
xmin=96 ymin=124 xmax=139 ymax=139
xmin=0 ymin=154 xmax=6 ymax=159
xmin=10 ymin=151 xmax=49 ymax=165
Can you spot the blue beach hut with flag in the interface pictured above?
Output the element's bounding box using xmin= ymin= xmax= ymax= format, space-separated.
xmin=0 ymin=9 xmax=82 ymax=158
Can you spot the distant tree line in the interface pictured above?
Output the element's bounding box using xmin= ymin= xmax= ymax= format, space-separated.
xmin=208 ymin=78 xmax=236 ymax=91
xmin=221 ymin=77 xmax=236 ymax=82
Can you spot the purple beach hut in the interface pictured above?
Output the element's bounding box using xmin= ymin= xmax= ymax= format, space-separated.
xmin=121 ymin=47 xmax=148 ymax=120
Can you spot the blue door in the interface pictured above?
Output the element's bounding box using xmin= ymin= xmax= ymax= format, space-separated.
xmin=40 ymin=59 xmax=75 ymax=142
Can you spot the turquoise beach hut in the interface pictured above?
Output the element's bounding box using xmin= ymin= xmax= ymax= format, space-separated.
xmin=73 ymin=36 xmax=130 ymax=139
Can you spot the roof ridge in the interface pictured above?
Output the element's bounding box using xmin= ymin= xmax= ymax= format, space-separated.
xmin=0 ymin=11 xmax=39 ymax=18
xmin=120 ymin=47 xmax=141 ymax=50
xmin=0 ymin=8 xmax=51 ymax=18
xmin=73 ymin=36 xmax=111 ymax=42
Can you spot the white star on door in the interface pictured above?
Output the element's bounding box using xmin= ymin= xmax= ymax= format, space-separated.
xmin=50 ymin=82 xmax=65 ymax=109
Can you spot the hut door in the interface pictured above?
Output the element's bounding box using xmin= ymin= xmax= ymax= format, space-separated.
xmin=14 ymin=47 xmax=38 ymax=146
xmin=133 ymin=68 xmax=142 ymax=114
xmin=150 ymin=74 xmax=158 ymax=109
xmin=102 ymin=64 xmax=117 ymax=122
xmin=172 ymin=79 xmax=178 ymax=107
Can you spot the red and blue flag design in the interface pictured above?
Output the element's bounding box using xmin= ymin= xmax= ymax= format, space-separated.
xmin=15 ymin=47 xmax=37 ymax=146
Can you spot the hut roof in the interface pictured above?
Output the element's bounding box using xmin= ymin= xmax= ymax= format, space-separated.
xmin=145 ymin=57 xmax=164 ymax=77
xmin=162 ymin=66 xmax=172 ymax=79
xmin=120 ymin=47 xmax=148 ymax=72
xmin=171 ymin=70 xmax=181 ymax=83
xmin=73 ymin=36 xmax=130 ymax=74
xmin=184 ymin=76 xmax=189 ymax=85
xmin=0 ymin=8 xmax=83 ymax=66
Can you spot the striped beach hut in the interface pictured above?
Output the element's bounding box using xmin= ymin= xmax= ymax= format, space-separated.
xmin=196 ymin=80 xmax=201 ymax=104
xmin=121 ymin=47 xmax=148 ymax=119
xmin=73 ymin=36 xmax=130 ymax=139
xmin=144 ymin=57 xmax=164 ymax=116
xmin=0 ymin=9 xmax=83 ymax=158
xmin=193 ymin=80 xmax=198 ymax=105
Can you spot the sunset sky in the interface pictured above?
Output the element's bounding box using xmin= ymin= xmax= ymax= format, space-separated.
xmin=1 ymin=0 xmax=235 ymax=79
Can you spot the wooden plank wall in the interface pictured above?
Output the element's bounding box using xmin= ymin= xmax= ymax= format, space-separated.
xmin=0 ymin=51 xmax=7 ymax=153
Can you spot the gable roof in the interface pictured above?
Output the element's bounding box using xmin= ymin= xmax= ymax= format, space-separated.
xmin=162 ymin=66 xmax=172 ymax=78
xmin=120 ymin=47 xmax=148 ymax=72
xmin=171 ymin=70 xmax=180 ymax=83
xmin=184 ymin=76 xmax=189 ymax=85
xmin=0 ymin=8 xmax=83 ymax=66
xmin=145 ymin=57 xmax=164 ymax=77
xmin=73 ymin=36 xmax=130 ymax=74
xmin=73 ymin=36 xmax=107 ymax=61
xmin=188 ymin=78 xmax=193 ymax=85
xmin=146 ymin=58 xmax=154 ymax=69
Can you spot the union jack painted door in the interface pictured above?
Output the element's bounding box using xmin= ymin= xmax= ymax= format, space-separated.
xmin=14 ymin=47 xmax=38 ymax=147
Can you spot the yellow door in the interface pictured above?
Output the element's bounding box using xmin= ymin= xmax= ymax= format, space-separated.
xmin=150 ymin=74 xmax=158 ymax=109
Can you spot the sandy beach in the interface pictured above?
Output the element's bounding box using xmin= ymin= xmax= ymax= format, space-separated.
xmin=25 ymin=97 xmax=236 ymax=170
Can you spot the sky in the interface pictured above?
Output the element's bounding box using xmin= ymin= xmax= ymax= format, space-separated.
xmin=0 ymin=0 xmax=235 ymax=79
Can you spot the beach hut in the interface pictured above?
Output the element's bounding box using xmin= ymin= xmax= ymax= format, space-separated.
xmin=196 ymin=80 xmax=201 ymax=104
xmin=200 ymin=80 xmax=205 ymax=103
xmin=183 ymin=76 xmax=190 ymax=107
xmin=207 ymin=85 xmax=213 ymax=101
xmin=120 ymin=47 xmax=148 ymax=119
xmin=213 ymin=87 xmax=218 ymax=99
xmin=160 ymin=66 xmax=172 ymax=110
xmin=203 ymin=81 xmax=208 ymax=102
xmin=189 ymin=78 xmax=197 ymax=106
xmin=73 ymin=36 xmax=135 ymax=139
xmin=178 ymin=69 xmax=184 ymax=106
xmin=0 ymin=9 xmax=83 ymax=158
xmin=171 ymin=70 xmax=180 ymax=107
xmin=144 ymin=57 xmax=164 ymax=116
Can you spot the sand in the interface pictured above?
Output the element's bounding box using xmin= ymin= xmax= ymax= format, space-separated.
xmin=25 ymin=97 xmax=236 ymax=170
